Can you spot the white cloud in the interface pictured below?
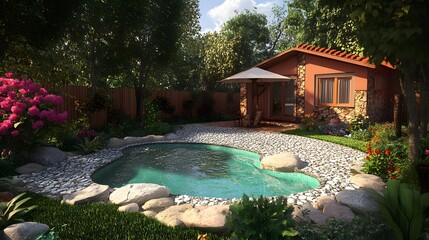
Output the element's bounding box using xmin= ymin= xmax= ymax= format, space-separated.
xmin=207 ymin=0 xmax=275 ymax=32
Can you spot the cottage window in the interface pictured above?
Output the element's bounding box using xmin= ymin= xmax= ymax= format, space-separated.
xmin=317 ymin=76 xmax=352 ymax=106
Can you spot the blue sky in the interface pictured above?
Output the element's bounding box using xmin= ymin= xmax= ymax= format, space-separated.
xmin=199 ymin=0 xmax=283 ymax=32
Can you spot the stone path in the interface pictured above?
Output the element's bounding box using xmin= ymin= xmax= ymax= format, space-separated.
xmin=15 ymin=124 xmax=366 ymax=205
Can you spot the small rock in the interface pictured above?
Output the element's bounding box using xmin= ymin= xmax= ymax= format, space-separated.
xmin=313 ymin=196 xmax=336 ymax=210
xmin=142 ymin=210 xmax=158 ymax=218
xmin=349 ymin=174 xmax=385 ymax=191
xmin=15 ymin=163 xmax=46 ymax=174
xmin=118 ymin=203 xmax=140 ymax=213
xmin=143 ymin=197 xmax=175 ymax=211
xmin=3 ymin=222 xmax=50 ymax=240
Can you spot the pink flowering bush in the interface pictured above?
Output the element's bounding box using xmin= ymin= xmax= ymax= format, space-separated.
xmin=0 ymin=72 xmax=67 ymax=163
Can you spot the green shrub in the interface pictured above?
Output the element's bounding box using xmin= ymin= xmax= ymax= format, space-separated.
xmin=301 ymin=114 xmax=317 ymax=131
xmin=368 ymin=123 xmax=396 ymax=147
xmin=349 ymin=114 xmax=370 ymax=131
xmin=152 ymin=96 xmax=175 ymax=114
xmin=226 ymin=194 xmax=298 ymax=239
xmin=143 ymin=100 xmax=173 ymax=135
xmin=26 ymin=193 xmax=228 ymax=240
xmin=297 ymin=214 xmax=393 ymax=240
xmin=363 ymin=140 xmax=407 ymax=182
xmin=0 ymin=192 xmax=37 ymax=230
xmin=368 ymin=180 xmax=429 ymax=240
xmin=73 ymin=136 xmax=103 ymax=155
xmin=351 ymin=129 xmax=372 ymax=141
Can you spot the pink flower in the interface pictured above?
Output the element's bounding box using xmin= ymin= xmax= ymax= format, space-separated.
xmin=5 ymin=72 xmax=13 ymax=78
xmin=44 ymin=94 xmax=63 ymax=105
xmin=18 ymin=88 xmax=28 ymax=95
xmin=7 ymin=91 xmax=16 ymax=99
xmin=32 ymin=120 xmax=44 ymax=129
xmin=39 ymin=110 xmax=53 ymax=119
xmin=11 ymin=130 xmax=19 ymax=137
xmin=8 ymin=113 xmax=19 ymax=122
xmin=11 ymin=106 xmax=24 ymax=115
xmin=28 ymin=105 xmax=40 ymax=117
xmin=56 ymin=111 xmax=68 ymax=123
xmin=425 ymin=149 xmax=429 ymax=156
xmin=39 ymin=88 xmax=48 ymax=95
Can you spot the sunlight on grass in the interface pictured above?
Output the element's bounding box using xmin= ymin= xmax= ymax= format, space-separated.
xmin=282 ymin=129 xmax=367 ymax=152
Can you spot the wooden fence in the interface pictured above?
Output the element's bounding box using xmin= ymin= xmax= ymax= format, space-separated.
xmin=53 ymin=86 xmax=240 ymax=127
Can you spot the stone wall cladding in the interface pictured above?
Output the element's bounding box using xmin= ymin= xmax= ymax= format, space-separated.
xmin=239 ymin=83 xmax=247 ymax=116
xmin=296 ymin=53 xmax=306 ymax=119
xmin=313 ymin=91 xmax=367 ymax=122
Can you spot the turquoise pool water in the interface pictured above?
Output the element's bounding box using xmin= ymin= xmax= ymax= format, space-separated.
xmin=92 ymin=143 xmax=320 ymax=198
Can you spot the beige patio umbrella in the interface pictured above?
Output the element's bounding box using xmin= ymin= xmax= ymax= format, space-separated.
xmin=219 ymin=67 xmax=292 ymax=125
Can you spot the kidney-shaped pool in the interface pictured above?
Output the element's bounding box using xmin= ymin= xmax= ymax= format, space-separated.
xmin=92 ymin=143 xmax=320 ymax=198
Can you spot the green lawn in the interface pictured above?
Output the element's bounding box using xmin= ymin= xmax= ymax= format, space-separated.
xmin=25 ymin=193 xmax=229 ymax=240
xmin=282 ymin=129 xmax=367 ymax=152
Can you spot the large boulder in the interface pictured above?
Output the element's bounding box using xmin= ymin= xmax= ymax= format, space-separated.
xmin=28 ymin=146 xmax=66 ymax=166
xmin=15 ymin=163 xmax=46 ymax=174
xmin=155 ymin=204 xmax=193 ymax=227
xmin=323 ymin=202 xmax=355 ymax=222
xmin=336 ymin=190 xmax=380 ymax=215
xmin=142 ymin=197 xmax=175 ymax=211
xmin=260 ymin=152 xmax=305 ymax=172
xmin=3 ymin=222 xmax=50 ymax=240
xmin=109 ymin=183 xmax=170 ymax=205
xmin=180 ymin=205 xmax=230 ymax=233
xmin=349 ymin=174 xmax=385 ymax=191
xmin=62 ymin=184 xmax=111 ymax=205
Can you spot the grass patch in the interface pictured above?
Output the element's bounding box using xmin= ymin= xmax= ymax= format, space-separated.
xmin=25 ymin=192 xmax=229 ymax=240
xmin=282 ymin=129 xmax=367 ymax=152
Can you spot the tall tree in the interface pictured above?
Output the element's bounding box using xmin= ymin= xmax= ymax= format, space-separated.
xmin=222 ymin=10 xmax=272 ymax=69
xmin=270 ymin=0 xmax=362 ymax=54
xmin=320 ymin=0 xmax=429 ymax=162
xmin=116 ymin=0 xmax=185 ymax=119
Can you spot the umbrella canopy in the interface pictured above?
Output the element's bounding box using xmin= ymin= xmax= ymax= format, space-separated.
xmin=219 ymin=67 xmax=292 ymax=83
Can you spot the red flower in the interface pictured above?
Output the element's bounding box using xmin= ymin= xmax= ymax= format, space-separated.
xmin=425 ymin=149 xmax=429 ymax=156
xmin=391 ymin=175 xmax=397 ymax=180
xmin=386 ymin=168 xmax=391 ymax=173
xmin=395 ymin=167 xmax=399 ymax=171
xmin=385 ymin=149 xmax=391 ymax=156
xmin=374 ymin=148 xmax=381 ymax=155
xmin=366 ymin=156 xmax=370 ymax=161
xmin=366 ymin=146 xmax=372 ymax=154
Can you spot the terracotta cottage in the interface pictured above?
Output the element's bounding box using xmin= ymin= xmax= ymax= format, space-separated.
xmin=230 ymin=44 xmax=400 ymax=123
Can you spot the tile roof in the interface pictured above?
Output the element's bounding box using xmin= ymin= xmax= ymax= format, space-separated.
xmin=257 ymin=43 xmax=394 ymax=69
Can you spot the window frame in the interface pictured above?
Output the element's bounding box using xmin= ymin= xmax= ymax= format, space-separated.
xmin=315 ymin=74 xmax=354 ymax=107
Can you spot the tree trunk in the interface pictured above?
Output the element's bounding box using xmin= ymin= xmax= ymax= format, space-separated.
xmin=400 ymin=61 xmax=420 ymax=162
xmin=419 ymin=64 xmax=429 ymax=139
xmin=394 ymin=94 xmax=403 ymax=137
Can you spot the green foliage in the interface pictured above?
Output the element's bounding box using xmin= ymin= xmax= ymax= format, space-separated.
xmin=73 ymin=137 xmax=103 ymax=155
xmin=368 ymin=180 xmax=429 ymax=240
xmin=143 ymin=100 xmax=173 ymax=135
xmin=0 ymin=192 xmax=37 ymax=230
xmin=368 ymin=123 xmax=397 ymax=148
xmin=226 ymin=194 xmax=298 ymax=240
xmin=349 ymin=114 xmax=370 ymax=131
xmin=152 ymin=96 xmax=175 ymax=114
xmin=301 ymin=114 xmax=317 ymax=131
xmin=363 ymin=143 xmax=406 ymax=182
xmin=36 ymin=229 xmax=59 ymax=240
xmin=297 ymin=214 xmax=393 ymax=240
xmin=25 ymin=193 xmax=228 ymax=240
xmin=282 ymin=128 xmax=367 ymax=152
xmin=351 ymin=129 xmax=372 ymax=141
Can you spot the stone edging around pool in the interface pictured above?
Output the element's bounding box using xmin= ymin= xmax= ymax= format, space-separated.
xmin=15 ymin=124 xmax=366 ymax=206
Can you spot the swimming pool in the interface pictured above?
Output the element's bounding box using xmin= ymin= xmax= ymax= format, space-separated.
xmin=92 ymin=143 xmax=319 ymax=198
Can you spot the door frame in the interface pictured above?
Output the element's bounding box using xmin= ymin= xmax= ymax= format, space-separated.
xmin=269 ymin=80 xmax=296 ymax=121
